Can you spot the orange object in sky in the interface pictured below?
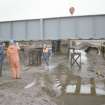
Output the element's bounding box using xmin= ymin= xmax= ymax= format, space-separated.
xmin=7 ymin=44 xmax=20 ymax=79
xmin=69 ymin=6 xmax=75 ymax=15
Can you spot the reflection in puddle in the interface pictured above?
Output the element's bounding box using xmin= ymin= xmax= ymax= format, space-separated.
xmin=96 ymin=88 xmax=105 ymax=96
xmin=96 ymin=82 xmax=105 ymax=96
xmin=48 ymin=64 xmax=58 ymax=71
xmin=64 ymin=79 xmax=105 ymax=96
xmin=65 ymin=85 xmax=76 ymax=93
xmin=80 ymin=84 xmax=91 ymax=94
xmin=40 ymin=51 xmax=105 ymax=97
xmin=41 ymin=74 xmax=105 ymax=96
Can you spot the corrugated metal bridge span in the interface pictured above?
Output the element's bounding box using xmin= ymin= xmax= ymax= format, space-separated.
xmin=0 ymin=14 xmax=105 ymax=41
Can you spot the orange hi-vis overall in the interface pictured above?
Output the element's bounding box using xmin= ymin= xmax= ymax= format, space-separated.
xmin=7 ymin=45 xmax=20 ymax=79
xmin=43 ymin=48 xmax=49 ymax=53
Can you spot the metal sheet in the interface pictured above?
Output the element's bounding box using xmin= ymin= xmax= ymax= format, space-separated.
xmin=0 ymin=15 xmax=105 ymax=40
xmin=95 ymin=16 xmax=105 ymax=38
xmin=76 ymin=17 xmax=94 ymax=39
xmin=0 ymin=22 xmax=11 ymax=41
xmin=12 ymin=21 xmax=26 ymax=40
xmin=43 ymin=19 xmax=60 ymax=40
xmin=27 ymin=20 xmax=40 ymax=40
xmin=60 ymin=18 xmax=77 ymax=39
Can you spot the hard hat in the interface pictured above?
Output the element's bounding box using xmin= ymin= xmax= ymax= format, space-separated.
xmin=10 ymin=40 xmax=15 ymax=44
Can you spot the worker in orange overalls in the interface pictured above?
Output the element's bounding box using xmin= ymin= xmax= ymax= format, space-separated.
xmin=7 ymin=40 xmax=21 ymax=79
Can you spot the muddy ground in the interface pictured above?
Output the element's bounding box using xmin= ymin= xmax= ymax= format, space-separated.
xmin=0 ymin=49 xmax=105 ymax=105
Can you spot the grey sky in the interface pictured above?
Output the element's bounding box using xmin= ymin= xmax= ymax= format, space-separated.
xmin=0 ymin=0 xmax=105 ymax=21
